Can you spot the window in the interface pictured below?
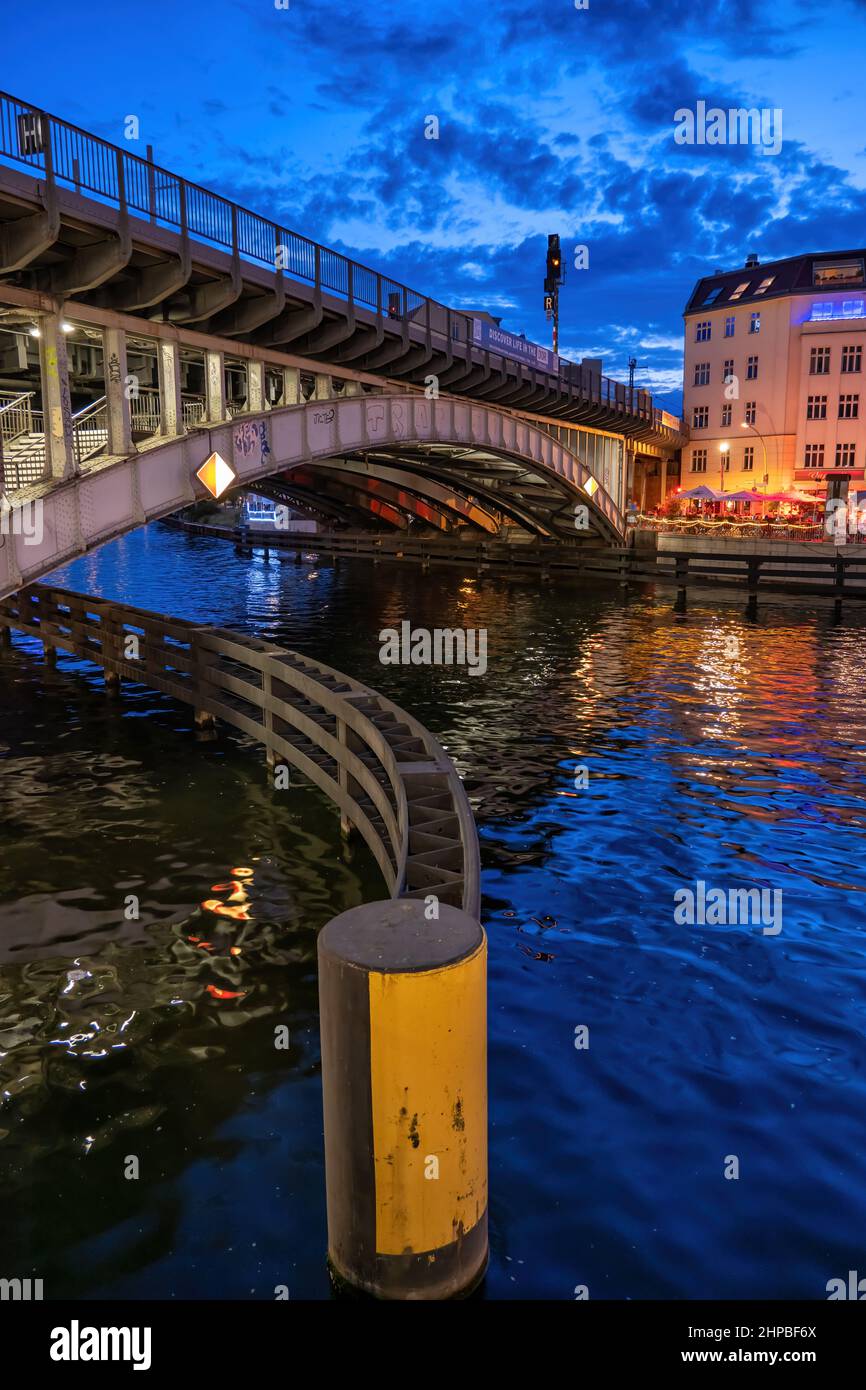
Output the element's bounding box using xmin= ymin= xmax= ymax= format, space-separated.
xmin=754 ymin=276 xmax=775 ymax=295
xmin=746 ymin=355 xmax=759 ymax=380
xmin=806 ymin=394 xmax=827 ymax=420
xmin=804 ymin=443 xmax=825 ymax=468
xmin=742 ymin=447 xmax=754 ymax=471
xmin=839 ymin=393 xmax=860 ymax=419
xmin=749 ymin=311 xmax=761 ymax=334
xmin=695 ymin=320 xmax=712 ymax=342
xmin=723 ymin=358 xmax=734 ymax=383
xmin=724 ymin=316 xmax=735 ymax=337
xmin=721 ymin=454 xmax=730 ymax=474
xmin=693 ymin=406 xmax=709 ymax=428
xmin=842 ymin=345 xmax=862 ymax=373
xmin=730 ymin=282 xmax=750 ymax=300
xmin=813 ymin=259 xmax=865 ymax=286
xmin=692 ymin=448 xmax=708 ymax=473
xmin=702 ymin=287 xmax=724 ymax=306
xmin=836 ymin=443 xmax=856 ymax=468
xmin=694 ymin=362 xmax=710 ymax=386
xmin=744 ymin=401 xmax=756 ymax=425
xmin=810 ymin=346 xmax=831 ymax=374
xmin=721 ymin=403 xmax=732 ymax=427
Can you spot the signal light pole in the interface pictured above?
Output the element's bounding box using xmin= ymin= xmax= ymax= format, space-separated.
xmin=544 ymin=234 xmax=564 ymax=355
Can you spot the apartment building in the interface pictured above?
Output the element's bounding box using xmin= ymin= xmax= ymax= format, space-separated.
xmin=682 ymin=250 xmax=866 ymax=502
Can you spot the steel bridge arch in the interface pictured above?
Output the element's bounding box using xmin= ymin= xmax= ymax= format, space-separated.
xmin=0 ymin=393 xmax=623 ymax=599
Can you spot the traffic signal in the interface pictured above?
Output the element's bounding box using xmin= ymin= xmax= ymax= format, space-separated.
xmin=546 ymin=234 xmax=562 ymax=284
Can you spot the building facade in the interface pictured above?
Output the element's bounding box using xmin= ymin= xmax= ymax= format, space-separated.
xmin=682 ymin=250 xmax=866 ymax=503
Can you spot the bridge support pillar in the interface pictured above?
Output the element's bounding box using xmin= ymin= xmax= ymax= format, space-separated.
xmin=103 ymin=327 xmax=133 ymax=456
xmin=282 ymin=366 xmax=301 ymax=406
xmin=318 ymin=899 xmax=488 ymax=1300
xmin=38 ymin=311 xmax=76 ymax=480
xmin=342 ymin=379 xmax=363 ymax=397
xmin=314 ymin=373 xmax=332 ymax=401
xmin=157 ymin=341 xmax=183 ymax=437
xmin=204 ymin=349 xmax=227 ymax=423
xmin=247 ymin=360 xmax=265 ymax=414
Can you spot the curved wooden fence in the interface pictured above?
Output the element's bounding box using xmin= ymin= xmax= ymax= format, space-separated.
xmin=0 ymin=584 xmax=480 ymax=918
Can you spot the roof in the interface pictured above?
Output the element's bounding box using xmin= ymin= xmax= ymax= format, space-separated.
xmin=684 ymin=250 xmax=866 ymax=315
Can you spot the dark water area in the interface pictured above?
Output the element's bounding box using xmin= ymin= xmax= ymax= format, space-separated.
xmin=1 ymin=523 xmax=865 ymax=1299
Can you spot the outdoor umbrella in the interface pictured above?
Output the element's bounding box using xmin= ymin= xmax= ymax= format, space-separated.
xmin=678 ymin=485 xmax=723 ymax=500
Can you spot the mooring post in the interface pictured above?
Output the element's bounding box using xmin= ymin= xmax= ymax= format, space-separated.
xmin=745 ymin=557 xmax=761 ymax=619
xmin=834 ymin=555 xmax=845 ymax=622
xmin=318 ymin=898 xmax=488 ymax=1300
xmin=673 ymin=553 xmax=689 ymax=612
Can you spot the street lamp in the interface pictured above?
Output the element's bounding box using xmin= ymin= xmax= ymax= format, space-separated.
xmin=740 ymin=420 xmax=768 ymax=491
xmin=719 ymin=440 xmax=729 ymax=494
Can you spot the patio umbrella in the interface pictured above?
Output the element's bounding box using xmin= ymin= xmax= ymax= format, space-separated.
xmin=678 ymin=485 xmax=723 ymax=500
xmin=724 ymin=489 xmax=765 ymax=502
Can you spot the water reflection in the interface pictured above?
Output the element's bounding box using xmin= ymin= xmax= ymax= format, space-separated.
xmin=1 ymin=524 xmax=865 ymax=1298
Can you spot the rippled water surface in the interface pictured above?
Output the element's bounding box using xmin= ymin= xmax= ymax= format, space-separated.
xmin=2 ymin=524 xmax=865 ymax=1299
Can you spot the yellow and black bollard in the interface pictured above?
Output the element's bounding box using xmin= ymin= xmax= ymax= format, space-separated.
xmin=318 ymin=898 xmax=487 ymax=1299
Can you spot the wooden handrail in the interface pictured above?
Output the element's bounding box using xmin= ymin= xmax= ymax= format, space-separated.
xmin=0 ymin=583 xmax=480 ymax=918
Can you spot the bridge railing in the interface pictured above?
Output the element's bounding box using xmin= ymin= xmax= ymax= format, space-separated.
xmin=0 ymin=91 xmax=477 ymax=348
xmin=0 ymin=583 xmax=480 ymax=918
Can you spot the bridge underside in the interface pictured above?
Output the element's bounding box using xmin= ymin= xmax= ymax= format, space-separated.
xmin=257 ymin=443 xmax=592 ymax=540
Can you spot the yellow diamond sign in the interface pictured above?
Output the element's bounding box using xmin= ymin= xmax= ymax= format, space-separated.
xmin=196 ymin=452 xmax=236 ymax=499
xmin=583 ymin=473 xmax=599 ymax=498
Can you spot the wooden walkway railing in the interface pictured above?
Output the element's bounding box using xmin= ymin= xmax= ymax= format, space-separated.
xmin=0 ymin=583 xmax=480 ymax=918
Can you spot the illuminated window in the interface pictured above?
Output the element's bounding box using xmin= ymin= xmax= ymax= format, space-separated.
xmin=730 ymin=282 xmax=750 ymax=300
xmin=813 ymin=259 xmax=864 ymax=286
xmin=754 ymin=277 xmax=775 ymax=295
xmin=724 ymin=316 xmax=735 ymax=337
xmin=749 ymin=312 xmax=761 ymax=333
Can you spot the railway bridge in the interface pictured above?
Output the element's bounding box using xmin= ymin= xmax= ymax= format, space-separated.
xmin=0 ymin=91 xmax=685 ymax=597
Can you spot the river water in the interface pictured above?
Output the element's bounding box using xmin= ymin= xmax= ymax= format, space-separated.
xmin=1 ymin=523 xmax=864 ymax=1299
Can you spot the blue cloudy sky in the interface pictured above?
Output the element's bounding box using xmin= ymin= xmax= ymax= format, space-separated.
xmin=6 ymin=0 xmax=866 ymax=409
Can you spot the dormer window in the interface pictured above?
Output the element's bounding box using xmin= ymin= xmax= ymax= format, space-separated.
xmin=754 ymin=276 xmax=775 ymax=294
xmin=730 ymin=282 xmax=750 ymax=300
xmin=813 ymin=259 xmax=864 ymax=286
